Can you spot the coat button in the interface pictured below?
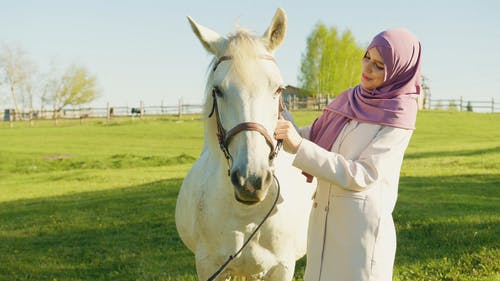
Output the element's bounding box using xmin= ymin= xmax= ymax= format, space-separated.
xmin=313 ymin=202 xmax=318 ymax=208
xmin=324 ymin=206 xmax=329 ymax=212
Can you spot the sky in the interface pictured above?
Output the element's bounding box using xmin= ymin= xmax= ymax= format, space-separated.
xmin=1 ymin=0 xmax=499 ymax=108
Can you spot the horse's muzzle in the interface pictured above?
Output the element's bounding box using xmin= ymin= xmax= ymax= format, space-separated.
xmin=230 ymin=169 xmax=273 ymax=204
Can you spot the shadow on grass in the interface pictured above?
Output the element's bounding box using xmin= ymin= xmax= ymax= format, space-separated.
xmin=394 ymin=173 xmax=500 ymax=275
xmin=0 ymin=178 xmax=196 ymax=281
xmin=1 ymin=173 xmax=498 ymax=280
xmin=404 ymin=146 xmax=500 ymax=160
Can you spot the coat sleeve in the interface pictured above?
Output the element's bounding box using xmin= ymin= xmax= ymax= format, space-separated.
xmin=292 ymin=126 xmax=412 ymax=192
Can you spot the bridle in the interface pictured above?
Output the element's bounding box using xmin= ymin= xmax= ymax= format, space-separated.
xmin=206 ymin=54 xmax=285 ymax=281
xmin=208 ymin=54 xmax=285 ymax=175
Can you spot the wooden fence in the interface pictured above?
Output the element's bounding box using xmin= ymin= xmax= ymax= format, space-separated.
xmin=2 ymin=101 xmax=204 ymax=123
xmin=2 ymin=96 xmax=499 ymax=125
xmin=426 ymin=96 xmax=498 ymax=113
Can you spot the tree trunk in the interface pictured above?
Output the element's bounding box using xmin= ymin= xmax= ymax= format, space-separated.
xmin=9 ymin=84 xmax=22 ymax=121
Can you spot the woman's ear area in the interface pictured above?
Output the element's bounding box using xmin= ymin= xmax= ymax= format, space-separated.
xmin=187 ymin=16 xmax=226 ymax=57
xmin=262 ymin=8 xmax=287 ymax=52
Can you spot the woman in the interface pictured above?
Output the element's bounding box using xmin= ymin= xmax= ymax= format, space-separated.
xmin=274 ymin=28 xmax=422 ymax=281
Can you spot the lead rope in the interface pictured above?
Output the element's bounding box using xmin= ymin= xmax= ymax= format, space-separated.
xmin=207 ymin=173 xmax=281 ymax=281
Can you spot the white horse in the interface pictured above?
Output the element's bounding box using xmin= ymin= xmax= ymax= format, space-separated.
xmin=175 ymin=8 xmax=315 ymax=281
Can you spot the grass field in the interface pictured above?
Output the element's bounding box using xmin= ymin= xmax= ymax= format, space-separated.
xmin=0 ymin=111 xmax=499 ymax=281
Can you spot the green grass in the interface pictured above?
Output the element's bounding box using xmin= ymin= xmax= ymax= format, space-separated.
xmin=0 ymin=112 xmax=499 ymax=280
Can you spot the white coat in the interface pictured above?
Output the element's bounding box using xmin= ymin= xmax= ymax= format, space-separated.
xmin=293 ymin=120 xmax=413 ymax=281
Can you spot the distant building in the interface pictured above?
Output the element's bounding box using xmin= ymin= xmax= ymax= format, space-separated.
xmin=283 ymin=85 xmax=331 ymax=110
xmin=283 ymin=85 xmax=312 ymax=110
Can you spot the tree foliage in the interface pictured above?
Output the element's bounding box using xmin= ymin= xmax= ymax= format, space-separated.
xmin=298 ymin=23 xmax=365 ymax=98
xmin=48 ymin=65 xmax=99 ymax=112
xmin=0 ymin=44 xmax=99 ymax=115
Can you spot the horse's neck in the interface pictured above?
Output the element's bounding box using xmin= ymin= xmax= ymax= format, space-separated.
xmin=200 ymin=116 xmax=231 ymax=176
xmin=203 ymin=113 xmax=223 ymax=154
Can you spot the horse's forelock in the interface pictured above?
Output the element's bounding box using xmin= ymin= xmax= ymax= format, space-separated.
xmin=227 ymin=29 xmax=267 ymax=83
xmin=202 ymin=29 xmax=268 ymax=115
xmin=227 ymin=29 xmax=263 ymax=62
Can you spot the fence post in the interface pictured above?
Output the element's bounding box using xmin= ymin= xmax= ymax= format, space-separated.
xmin=140 ymin=101 xmax=144 ymax=120
xmin=9 ymin=109 xmax=13 ymax=128
xmin=29 ymin=108 xmax=34 ymax=127
xmin=492 ymin=97 xmax=495 ymax=113
xmin=178 ymin=98 xmax=183 ymax=118
xmin=459 ymin=96 xmax=463 ymax=112
xmin=106 ymin=102 xmax=111 ymax=122
xmin=53 ymin=105 xmax=58 ymax=126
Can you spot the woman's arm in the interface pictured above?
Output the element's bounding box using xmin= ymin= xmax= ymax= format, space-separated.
xmin=292 ymin=126 xmax=412 ymax=192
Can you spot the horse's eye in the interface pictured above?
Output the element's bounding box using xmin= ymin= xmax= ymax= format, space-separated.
xmin=213 ymin=86 xmax=224 ymax=98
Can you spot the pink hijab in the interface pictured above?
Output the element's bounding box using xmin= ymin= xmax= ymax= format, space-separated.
xmin=304 ymin=28 xmax=422 ymax=182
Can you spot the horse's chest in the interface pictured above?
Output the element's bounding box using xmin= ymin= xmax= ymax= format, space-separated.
xmin=226 ymin=239 xmax=277 ymax=276
xmin=202 ymin=216 xmax=277 ymax=272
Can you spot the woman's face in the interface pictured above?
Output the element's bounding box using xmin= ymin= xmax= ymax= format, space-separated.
xmin=361 ymin=47 xmax=385 ymax=90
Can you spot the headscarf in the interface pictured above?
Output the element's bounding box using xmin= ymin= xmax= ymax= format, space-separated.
xmin=304 ymin=28 xmax=422 ymax=182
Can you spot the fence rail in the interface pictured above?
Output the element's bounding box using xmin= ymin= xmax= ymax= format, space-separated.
xmin=425 ymin=96 xmax=498 ymax=113
xmin=2 ymin=96 xmax=499 ymax=126
xmin=2 ymin=102 xmax=204 ymax=123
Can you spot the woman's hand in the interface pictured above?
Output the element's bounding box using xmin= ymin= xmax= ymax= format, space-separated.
xmin=274 ymin=120 xmax=303 ymax=154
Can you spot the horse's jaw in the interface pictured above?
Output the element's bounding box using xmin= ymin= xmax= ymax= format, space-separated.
xmin=234 ymin=194 xmax=260 ymax=205
xmin=232 ymin=184 xmax=270 ymax=205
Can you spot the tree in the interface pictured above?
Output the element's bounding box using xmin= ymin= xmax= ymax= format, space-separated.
xmin=331 ymin=31 xmax=364 ymax=96
xmin=420 ymin=75 xmax=430 ymax=109
xmin=299 ymin=23 xmax=329 ymax=98
xmin=47 ymin=64 xmax=99 ymax=115
xmin=0 ymin=44 xmax=35 ymax=118
xmin=298 ymin=23 xmax=364 ymax=98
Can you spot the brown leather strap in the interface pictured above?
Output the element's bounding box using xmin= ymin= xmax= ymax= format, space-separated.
xmin=225 ymin=122 xmax=276 ymax=156
xmin=213 ymin=55 xmax=276 ymax=71
xmin=213 ymin=56 xmax=233 ymax=71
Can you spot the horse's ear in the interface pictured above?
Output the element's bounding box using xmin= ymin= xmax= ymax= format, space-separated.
xmin=262 ymin=8 xmax=287 ymax=52
xmin=187 ymin=16 xmax=225 ymax=56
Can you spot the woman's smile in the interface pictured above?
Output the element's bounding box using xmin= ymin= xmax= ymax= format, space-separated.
xmin=362 ymin=73 xmax=372 ymax=81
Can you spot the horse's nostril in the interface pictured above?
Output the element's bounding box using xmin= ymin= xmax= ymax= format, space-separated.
xmin=231 ymin=169 xmax=244 ymax=188
xmin=247 ymin=175 xmax=262 ymax=192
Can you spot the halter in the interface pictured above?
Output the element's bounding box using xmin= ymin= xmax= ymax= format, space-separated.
xmin=208 ymin=55 xmax=284 ymax=175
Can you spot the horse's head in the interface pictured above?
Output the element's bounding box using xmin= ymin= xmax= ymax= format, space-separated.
xmin=188 ymin=8 xmax=287 ymax=205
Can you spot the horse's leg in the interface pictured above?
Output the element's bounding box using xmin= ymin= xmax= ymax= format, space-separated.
xmin=195 ymin=248 xmax=232 ymax=281
xmin=262 ymin=260 xmax=295 ymax=281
